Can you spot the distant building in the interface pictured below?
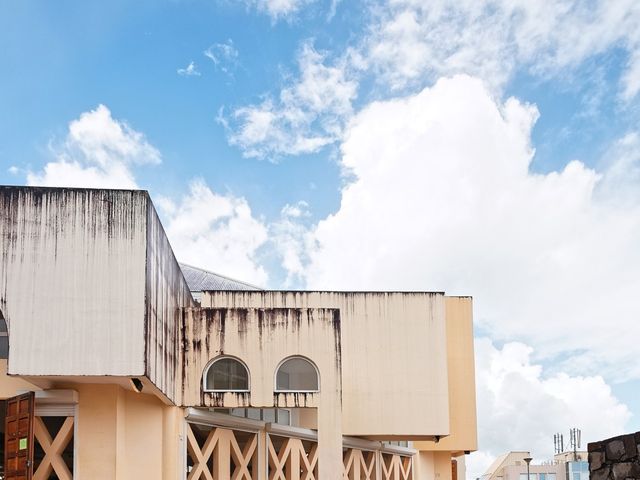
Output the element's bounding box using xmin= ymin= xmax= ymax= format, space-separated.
xmin=482 ymin=451 xmax=589 ymax=480
xmin=0 ymin=186 xmax=478 ymax=480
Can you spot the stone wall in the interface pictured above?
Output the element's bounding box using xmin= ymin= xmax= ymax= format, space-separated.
xmin=588 ymin=432 xmax=640 ymax=480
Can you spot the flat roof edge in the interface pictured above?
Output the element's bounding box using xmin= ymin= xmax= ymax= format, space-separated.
xmin=203 ymin=290 xmax=448 ymax=295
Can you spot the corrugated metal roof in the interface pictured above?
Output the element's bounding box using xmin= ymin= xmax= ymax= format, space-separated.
xmin=179 ymin=263 xmax=262 ymax=292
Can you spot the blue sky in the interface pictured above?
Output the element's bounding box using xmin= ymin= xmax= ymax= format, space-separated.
xmin=2 ymin=1 xmax=640 ymax=477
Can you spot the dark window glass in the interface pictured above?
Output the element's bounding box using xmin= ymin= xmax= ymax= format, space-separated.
xmin=276 ymin=357 xmax=319 ymax=391
xmin=205 ymin=358 xmax=249 ymax=391
xmin=0 ymin=336 xmax=7 ymax=359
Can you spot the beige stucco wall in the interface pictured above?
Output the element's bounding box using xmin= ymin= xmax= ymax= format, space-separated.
xmin=414 ymin=296 xmax=477 ymax=454
xmin=203 ymin=291 xmax=450 ymax=439
xmin=0 ymin=360 xmax=41 ymax=397
xmin=414 ymin=450 xmax=455 ymax=480
xmin=0 ymin=188 xmax=148 ymax=376
xmin=74 ymin=383 xmax=183 ymax=480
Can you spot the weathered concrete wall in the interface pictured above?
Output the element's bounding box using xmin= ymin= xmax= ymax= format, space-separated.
xmin=181 ymin=306 xmax=344 ymax=478
xmin=145 ymin=202 xmax=194 ymax=403
xmin=0 ymin=187 xmax=148 ymax=376
xmin=588 ymin=432 xmax=640 ymax=480
xmin=203 ymin=291 xmax=450 ymax=439
xmin=0 ymin=186 xmax=195 ymax=403
xmin=414 ymin=296 xmax=477 ymax=453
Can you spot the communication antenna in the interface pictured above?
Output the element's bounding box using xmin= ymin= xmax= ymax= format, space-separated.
xmin=569 ymin=428 xmax=582 ymax=461
xmin=553 ymin=433 xmax=564 ymax=455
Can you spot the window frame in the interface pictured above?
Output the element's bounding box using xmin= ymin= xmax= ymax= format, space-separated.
xmin=274 ymin=355 xmax=320 ymax=393
xmin=202 ymin=355 xmax=251 ymax=393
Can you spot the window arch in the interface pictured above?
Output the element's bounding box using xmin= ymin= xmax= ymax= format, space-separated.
xmin=203 ymin=356 xmax=250 ymax=392
xmin=275 ymin=356 xmax=319 ymax=392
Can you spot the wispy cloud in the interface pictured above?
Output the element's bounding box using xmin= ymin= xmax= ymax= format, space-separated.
xmin=177 ymin=61 xmax=201 ymax=77
xmin=204 ymin=40 xmax=239 ymax=77
xmin=327 ymin=0 xmax=341 ymax=21
xmin=222 ymin=42 xmax=358 ymax=160
xmin=224 ymin=0 xmax=640 ymax=160
xmin=244 ymin=0 xmax=315 ymax=22
xmin=364 ymin=0 xmax=640 ymax=95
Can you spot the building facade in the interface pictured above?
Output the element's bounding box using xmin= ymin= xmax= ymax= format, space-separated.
xmin=0 ymin=186 xmax=477 ymax=480
xmin=482 ymin=451 xmax=589 ymax=480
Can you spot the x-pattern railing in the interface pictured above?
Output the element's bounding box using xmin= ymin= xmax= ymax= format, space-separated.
xmin=381 ymin=453 xmax=413 ymax=480
xmin=343 ymin=448 xmax=377 ymax=480
xmin=33 ymin=416 xmax=74 ymax=480
xmin=186 ymin=421 xmax=415 ymax=480
xmin=187 ymin=423 xmax=259 ymax=480
xmin=267 ymin=436 xmax=318 ymax=480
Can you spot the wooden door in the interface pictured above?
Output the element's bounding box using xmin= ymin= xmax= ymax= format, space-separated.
xmin=4 ymin=392 xmax=35 ymax=480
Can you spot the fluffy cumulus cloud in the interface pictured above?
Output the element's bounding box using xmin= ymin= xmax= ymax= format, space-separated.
xmin=270 ymin=76 xmax=640 ymax=470
xmin=365 ymin=0 xmax=640 ymax=95
xmin=466 ymin=338 xmax=630 ymax=479
xmin=27 ymin=104 xmax=160 ymax=189
xmin=156 ymin=180 xmax=269 ymax=286
xmin=224 ymin=42 xmax=357 ymax=160
xmin=297 ymin=75 xmax=640 ymax=383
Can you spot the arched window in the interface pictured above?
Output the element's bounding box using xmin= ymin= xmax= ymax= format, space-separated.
xmin=203 ymin=356 xmax=250 ymax=392
xmin=275 ymin=356 xmax=319 ymax=392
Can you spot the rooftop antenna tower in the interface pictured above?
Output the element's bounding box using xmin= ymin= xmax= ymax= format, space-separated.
xmin=553 ymin=433 xmax=564 ymax=455
xmin=569 ymin=428 xmax=581 ymax=461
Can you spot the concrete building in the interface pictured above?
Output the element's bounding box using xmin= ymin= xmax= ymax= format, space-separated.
xmin=0 ymin=186 xmax=477 ymax=480
xmin=482 ymin=451 xmax=589 ymax=480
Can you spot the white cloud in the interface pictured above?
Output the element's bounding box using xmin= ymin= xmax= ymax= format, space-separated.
xmin=621 ymin=50 xmax=640 ymax=101
xmin=280 ymin=200 xmax=310 ymax=218
xmin=365 ymin=0 xmax=640 ymax=95
xmin=177 ymin=61 xmax=201 ymax=77
xmin=204 ymin=40 xmax=239 ymax=76
xmin=245 ymin=0 xmax=314 ymax=21
xmin=27 ymin=104 xmax=160 ymax=189
xmin=226 ymin=0 xmax=640 ymax=160
xmin=292 ymin=75 xmax=640 ymax=384
xmin=269 ymin=201 xmax=315 ymax=286
xmin=24 ymin=106 xmax=269 ymax=285
xmin=467 ymin=338 xmax=630 ymax=480
xmin=224 ymin=42 xmax=357 ymax=159
xmin=327 ymin=0 xmax=341 ymax=21
xmin=156 ymin=179 xmax=269 ymax=286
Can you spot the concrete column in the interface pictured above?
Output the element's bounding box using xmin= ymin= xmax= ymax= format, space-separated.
xmin=434 ymin=451 xmax=453 ymax=480
xmin=415 ymin=451 xmax=435 ymax=480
